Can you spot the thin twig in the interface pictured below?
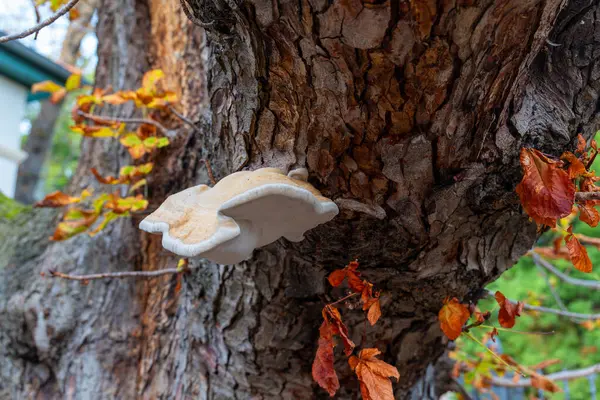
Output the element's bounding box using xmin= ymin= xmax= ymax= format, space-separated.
xmin=77 ymin=110 xmax=170 ymax=136
xmin=168 ymin=105 xmax=197 ymax=129
xmin=44 ymin=267 xmax=190 ymax=281
xmin=463 ymin=331 xmax=525 ymax=376
xmin=532 ymin=253 xmax=600 ymax=290
xmin=203 ymin=159 xmax=217 ymax=185
xmin=328 ymin=292 xmax=360 ymax=307
xmin=478 ymin=325 xmax=555 ymax=336
xmin=30 ymin=0 xmax=41 ymax=40
xmin=0 ymin=0 xmax=81 ymax=43
xmin=575 ymin=191 xmax=600 ymax=202
xmin=490 ymin=363 xmax=600 ymax=388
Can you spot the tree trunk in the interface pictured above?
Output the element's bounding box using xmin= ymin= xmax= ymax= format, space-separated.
xmin=14 ymin=0 xmax=99 ymax=204
xmin=1 ymin=0 xmax=597 ymax=398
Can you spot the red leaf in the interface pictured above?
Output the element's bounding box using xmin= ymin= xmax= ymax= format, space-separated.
xmin=347 ymin=271 xmax=365 ymax=293
xmin=438 ymin=297 xmax=470 ymax=340
xmin=327 ymin=260 xmax=365 ymax=292
xmin=327 ymin=269 xmax=346 ymax=287
xmin=516 ymin=148 xmax=575 ymax=227
xmin=312 ymin=321 xmax=339 ymax=397
xmin=579 ymin=202 xmax=600 ymax=227
xmin=490 ymin=327 xmax=499 ymax=342
xmin=494 ymin=291 xmax=523 ymax=328
xmin=565 ymin=227 xmax=593 ymax=273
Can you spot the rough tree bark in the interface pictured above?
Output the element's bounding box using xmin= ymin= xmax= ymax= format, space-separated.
xmin=14 ymin=0 xmax=99 ymax=204
xmin=1 ymin=0 xmax=598 ymax=398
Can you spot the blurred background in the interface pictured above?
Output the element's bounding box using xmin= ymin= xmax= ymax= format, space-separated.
xmin=0 ymin=0 xmax=96 ymax=204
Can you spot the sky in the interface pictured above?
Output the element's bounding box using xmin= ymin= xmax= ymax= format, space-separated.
xmin=0 ymin=0 xmax=97 ymax=69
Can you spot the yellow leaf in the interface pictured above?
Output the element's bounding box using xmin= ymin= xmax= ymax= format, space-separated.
xmin=65 ymin=74 xmax=81 ymax=91
xmin=142 ymin=69 xmax=164 ymax=90
xmin=32 ymin=81 xmax=63 ymax=94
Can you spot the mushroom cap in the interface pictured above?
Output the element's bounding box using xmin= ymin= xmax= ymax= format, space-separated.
xmin=139 ymin=167 xmax=338 ymax=264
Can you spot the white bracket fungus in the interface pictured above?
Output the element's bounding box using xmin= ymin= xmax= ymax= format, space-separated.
xmin=139 ymin=167 xmax=339 ymax=264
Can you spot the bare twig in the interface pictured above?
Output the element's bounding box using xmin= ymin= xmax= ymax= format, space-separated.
xmin=575 ymin=191 xmax=600 ymax=202
xmin=77 ymin=110 xmax=170 ymax=136
xmin=30 ymin=0 xmax=41 ymax=40
xmin=327 ymin=292 xmax=359 ymax=307
xmin=532 ymin=253 xmax=600 ymax=290
xmin=44 ymin=266 xmax=192 ymax=281
xmin=203 ymin=159 xmax=217 ymax=185
xmin=485 ymin=290 xmax=600 ymax=320
xmin=0 ymin=0 xmax=81 ymax=43
xmin=490 ymin=363 xmax=600 ymax=388
xmin=168 ymin=105 xmax=197 ymax=129
xmin=534 ymin=260 xmax=581 ymax=322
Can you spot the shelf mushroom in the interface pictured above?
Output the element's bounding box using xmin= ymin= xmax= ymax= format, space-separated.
xmin=139 ymin=167 xmax=339 ymax=264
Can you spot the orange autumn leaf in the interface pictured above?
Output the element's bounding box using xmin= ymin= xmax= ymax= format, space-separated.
xmin=360 ymin=281 xmax=382 ymax=326
xmin=349 ymin=348 xmax=400 ymax=400
xmin=312 ymin=320 xmax=340 ymax=397
xmin=71 ymin=125 xmax=119 ymax=138
xmin=533 ymin=246 xmax=570 ymax=261
xmin=327 ymin=269 xmax=346 ymax=287
xmin=516 ymin=148 xmax=575 ymax=227
xmin=438 ymin=297 xmax=470 ymax=340
xmin=49 ymin=208 xmax=98 ymax=241
xmin=565 ymin=227 xmax=593 ymax=273
xmin=530 ymin=372 xmax=562 ymax=393
xmin=474 ymin=311 xmax=491 ymax=324
xmin=91 ymin=163 xmax=153 ymax=185
xmin=35 ymin=191 xmax=87 ymax=208
xmin=367 ymin=299 xmax=382 ymax=326
xmin=323 ymin=306 xmax=355 ymax=356
xmin=31 ymin=80 xmax=67 ymax=104
xmin=494 ymin=291 xmax=523 ymax=329
xmin=560 ymin=151 xmax=587 ymax=179
xmin=579 ymin=202 xmax=600 ymax=227
xmin=327 ymin=260 xmax=365 ymax=292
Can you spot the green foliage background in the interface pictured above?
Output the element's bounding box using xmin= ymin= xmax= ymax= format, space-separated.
xmin=457 ymin=154 xmax=600 ymax=399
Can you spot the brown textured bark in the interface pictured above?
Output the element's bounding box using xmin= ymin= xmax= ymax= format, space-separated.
xmin=1 ymin=0 xmax=599 ymax=399
xmin=14 ymin=0 xmax=99 ymax=204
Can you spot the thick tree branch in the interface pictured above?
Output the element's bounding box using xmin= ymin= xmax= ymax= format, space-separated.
xmin=489 ymin=364 xmax=600 ymax=388
xmin=0 ymin=0 xmax=81 ymax=43
xmin=575 ymin=192 xmax=600 ymax=202
xmin=532 ymin=253 xmax=600 ymax=290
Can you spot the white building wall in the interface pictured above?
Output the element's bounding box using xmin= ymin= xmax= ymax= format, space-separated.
xmin=0 ymin=75 xmax=28 ymax=198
